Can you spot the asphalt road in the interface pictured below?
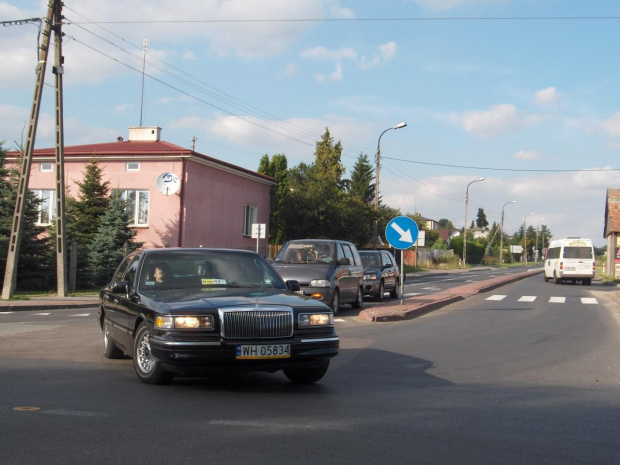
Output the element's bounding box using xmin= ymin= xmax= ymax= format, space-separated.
xmin=1 ymin=274 xmax=619 ymax=465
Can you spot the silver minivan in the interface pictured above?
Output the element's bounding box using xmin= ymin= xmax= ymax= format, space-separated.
xmin=272 ymin=239 xmax=364 ymax=314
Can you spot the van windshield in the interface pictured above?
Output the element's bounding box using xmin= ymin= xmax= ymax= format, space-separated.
xmin=563 ymin=247 xmax=593 ymax=259
xmin=275 ymin=242 xmax=335 ymax=264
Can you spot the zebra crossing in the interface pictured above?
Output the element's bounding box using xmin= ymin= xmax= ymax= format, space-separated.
xmin=485 ymin=295 xmax=598 ymax=305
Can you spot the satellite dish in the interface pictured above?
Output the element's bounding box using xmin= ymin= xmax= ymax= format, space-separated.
xmin=155 ymin=172 xmax=180 ymax=196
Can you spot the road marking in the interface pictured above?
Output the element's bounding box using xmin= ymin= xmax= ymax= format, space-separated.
xmin=0 ymin=312 xmax=14 ymax=314
xmin=549 ymin=297 xmax=566 ymax=303
xmin=421 ymin=287 xmax=441 ymax=291
xmin=518 ymin=296 xmax=537 ymax=302
xmin=334 ymin=318 xmax=346 ymax=322
xmin=42 ymin=409 xmax=108 ymax=418
xmin=486 ymin=295 xmax=507 ymax=301
xmin=13 ymin=406 xmax=40 ymax=411
xmin=581 ymin=298 xmax=598 ymax=305
xmin=69 ymin=313 xmax=91 ymax=317
xmin=404 ymin=293 xmax=422 ymax=297
xmin=32 ymin=312 xmax=51 ymax=316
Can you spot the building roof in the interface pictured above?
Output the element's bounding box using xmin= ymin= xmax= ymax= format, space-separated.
xmin=7 ymin=139 xmax=275 ymax=185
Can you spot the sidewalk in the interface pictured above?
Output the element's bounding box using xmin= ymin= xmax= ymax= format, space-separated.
xmin=359 ymin=268 xmax=544 ymax=322
xmin=0 ymin=295 xmax=99 ymax=311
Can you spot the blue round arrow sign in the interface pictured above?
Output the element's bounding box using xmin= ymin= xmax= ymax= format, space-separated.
xmin=385 ymin=216 xmax=419 ymax=250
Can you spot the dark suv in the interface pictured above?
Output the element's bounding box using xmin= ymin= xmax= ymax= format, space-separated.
xmin=359 ymin=250 xmax=400 ymax=301
xmin=272 ymin=239 xmax=364 ymax=314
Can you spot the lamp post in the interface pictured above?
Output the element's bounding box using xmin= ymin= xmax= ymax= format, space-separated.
xmin=373 ymin=122 xmax=407 ymax=249
xmin=523 ymin=212 xmax=534 ymax=264
xmin=462 ymin=177 xmax=485 ymax=268
xmin=535 ymin=218 xmax=544 ymax=262
xmin=499 ymin=200 xmax=517 ymax=265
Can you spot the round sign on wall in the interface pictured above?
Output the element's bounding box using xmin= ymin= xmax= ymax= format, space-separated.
xmin=155 ymin=172 xmax=180 ymax=195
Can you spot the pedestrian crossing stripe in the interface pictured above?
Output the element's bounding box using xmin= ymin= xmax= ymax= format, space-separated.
xmin=485 ymin=295 xmax=598 ymax=305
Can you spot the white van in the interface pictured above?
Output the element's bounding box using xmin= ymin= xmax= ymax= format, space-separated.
xmin=544 ymin=238 xmax=595 ymax=285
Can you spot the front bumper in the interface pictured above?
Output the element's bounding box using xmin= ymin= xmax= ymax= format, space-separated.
xmin=150 ymin=334 xmax=339 ymax=373
xmin=362 ymin=280 xmax=381 ymax=296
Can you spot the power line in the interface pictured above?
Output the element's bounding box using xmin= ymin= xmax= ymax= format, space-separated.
xmin=381 ymin=156 xmax=619 ymax=173
xmin=67 ymin=16 xmax=620 ymax=24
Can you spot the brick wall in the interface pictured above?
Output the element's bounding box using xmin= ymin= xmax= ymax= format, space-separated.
xmin=605 ymin=188 xmax=620 ymax=236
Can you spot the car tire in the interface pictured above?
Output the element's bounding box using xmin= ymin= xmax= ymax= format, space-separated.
xmin=103 ymin=319 xmax=124 ymax=359
xmin=583 ymin=279 xmax=591 ymax=286
xmin=133 ymin=322 xmax=173 ymax=385
xmin=374 ymin=281 xmax=384 ymax=302
xmin=283 ymin=360 xmax=330 ymax=384
xmin=351 ymin=286 xmax=363 ymax=309
xmin=330 ymin=289 xmax=340 ymax=315
xmin=553 ymin=272 xmax=560 ymax=284
xmin=390 ymin=280 xmax=400 ymax=299
xmin=544 ymin=274 xmax=549 ymax=282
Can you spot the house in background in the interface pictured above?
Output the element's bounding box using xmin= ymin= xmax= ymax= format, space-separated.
xmin=604 ymin=188 xmax=620 ymax=279
xmin=5 ymin=127 xmax=275 ymax=252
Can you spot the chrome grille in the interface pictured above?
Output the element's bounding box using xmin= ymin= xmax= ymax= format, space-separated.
xmin=219 ymin=307 xmax=293 ymax=339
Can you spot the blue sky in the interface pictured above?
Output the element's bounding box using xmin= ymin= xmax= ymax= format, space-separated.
xmin=2 ymin=0 xmax=619 ymax=247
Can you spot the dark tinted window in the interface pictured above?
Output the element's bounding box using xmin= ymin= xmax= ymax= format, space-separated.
xmin=547 ymin=247 xmax=561 ymax=259
xmin=563 ymin=247 xmax=593 ymax=259
xmin=342 ymin=244 xmax=354 ymax=264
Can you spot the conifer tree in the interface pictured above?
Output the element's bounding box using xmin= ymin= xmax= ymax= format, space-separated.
xmin=0 ymin=144 xmax=54 ymax=291
xmin=88 ymin=191 xmax=142 ymax=286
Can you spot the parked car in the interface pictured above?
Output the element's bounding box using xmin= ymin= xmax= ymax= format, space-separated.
xmin=272 ymin=239 xmax=364 ymax=315
xmin=98 ymin=248 xmax=339 ymax=385
xmin=359 ymin=250 xmax=401 ymax=301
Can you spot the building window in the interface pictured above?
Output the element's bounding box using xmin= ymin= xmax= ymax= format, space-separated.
xmin=120 ymin=189 xmax=149 ymax=227
xmin=32 ymin=189 xmax=56 ymax=225
xmin=243 ymin=204 xmax=257 ymax=236
xmin=40 ymin=162 xmax=53 ymax=172
xmin=126 ymin=162 xmax=140 ymax=171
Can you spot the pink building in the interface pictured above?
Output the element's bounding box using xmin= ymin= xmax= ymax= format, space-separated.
xmin=5 ymin=127 xmax=274 ymax=252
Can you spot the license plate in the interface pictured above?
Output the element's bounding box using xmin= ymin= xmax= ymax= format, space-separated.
xmin=565 ymin=266 xmax=576 ymax=271
xmin=236 ymin=344 xmax=291 ymax=359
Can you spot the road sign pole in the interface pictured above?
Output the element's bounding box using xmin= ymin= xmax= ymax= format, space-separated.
xmin=400 ymin=250 xmax=404 ymax=305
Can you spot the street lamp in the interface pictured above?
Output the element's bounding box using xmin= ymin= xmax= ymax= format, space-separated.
xmin=523 ymin=212 xmax=534 ymax=265
xmin=373 ymin=122 xmax=407 ymax=248
xmin=462 ymin=177 xmax=485 ymax=268
xmin=499 ymin=200 xmax=517 ymax=265
xmin=535 ymin=218 xmax=544 ymax=262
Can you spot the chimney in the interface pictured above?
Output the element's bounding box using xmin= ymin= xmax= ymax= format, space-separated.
xmin=128 ymin=126 xmax=161 ymax=142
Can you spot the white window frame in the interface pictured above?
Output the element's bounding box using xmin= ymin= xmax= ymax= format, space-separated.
xmin=126 ymin=162 xmax=140 ymax=171
xmin=40 ymin=162 xmax=53 ymax=172
xmin=120 ymin=189 xmax=150 ymax=227
xmin=32 ymin=189 xmax=56 ymax=225
xmin=243 ymin=204 xmax=257 ymax=237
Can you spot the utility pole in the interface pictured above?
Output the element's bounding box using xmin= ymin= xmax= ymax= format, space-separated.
xmin=53 ymin=0 xmax=68 ymax=296
xmin=2 ymin=1 xmax=56 ymax=300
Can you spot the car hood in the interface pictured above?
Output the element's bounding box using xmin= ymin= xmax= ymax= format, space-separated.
xmin=362 ymin=267 xmax=381 ymax=275
xmin=271 ymin=262 xmax=332 ymax=283
xmin=140 ymin=288 xmax=329 ymax=312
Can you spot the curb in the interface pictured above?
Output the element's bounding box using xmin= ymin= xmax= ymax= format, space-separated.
xmin=359 ymin=268 xmax=543 ymax=323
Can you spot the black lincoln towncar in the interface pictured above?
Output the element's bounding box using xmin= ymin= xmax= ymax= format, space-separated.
xmin=98 ymin=248 xmax=339 ymax=385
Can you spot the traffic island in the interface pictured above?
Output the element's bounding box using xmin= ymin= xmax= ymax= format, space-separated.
xmin=358 ymin=268 xmax=543 ymax=323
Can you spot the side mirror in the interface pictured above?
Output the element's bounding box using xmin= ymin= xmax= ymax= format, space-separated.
xmin=265 ymin=257 xmax=274 ymax=264
xmin=112 ymin=281 xmax=129 ymax=294
xmin=337 ymin=257 xmax=351 ymax=266
xmin=286 ymin=280 xmax=301 ymax=292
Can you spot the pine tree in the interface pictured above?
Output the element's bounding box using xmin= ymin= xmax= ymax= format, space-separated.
xmin=348 ymin=153 xmax=374 ymax=204
xmin=476 ymin=208 xmax=489 ymax=228
xmin=258 ymin=153 xmax=289 ymax=244
xmin=88 ymin=191 xmax=142 ymax=286
xmin=0 ymin=145 xmax=54 ymax=291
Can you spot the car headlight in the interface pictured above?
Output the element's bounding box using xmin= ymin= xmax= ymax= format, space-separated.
xmin=364 ymin=273 xmax=378 ymax=280
xmin=155 ymin=315 xmax=214 ymax=330
xmin=299 ymin=313 xmax=334 ymax=327
xmin=310 ymin=279 xmax=331 ymax=287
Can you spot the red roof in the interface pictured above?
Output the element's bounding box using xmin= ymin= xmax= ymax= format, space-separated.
xmin=7 ymin=140 xmax=275 ymax=184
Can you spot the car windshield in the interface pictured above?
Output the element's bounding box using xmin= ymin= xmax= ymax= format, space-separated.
xmin=138 ymin=251 xmax=286 ymax=291
xmin=275 ymin=242 xmax=335 ymax=264
xmin=359 ymin=253 xmax=381 ymax=269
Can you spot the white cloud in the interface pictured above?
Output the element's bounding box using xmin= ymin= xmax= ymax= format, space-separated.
xmin=283 ymin=64 xmax=299 ymax=77
xmin=315 ymin=62 xmax=343 ymax=83
xmin=535 ymin=87 xmax=561 ymax=105
xmin=513 ymin=150 xmax=540 ymax=160
xmin=602 ymin=112 xmax=620 ymax=137
xmin=460 ymin=104 xmax=547 ymax=136
xmin=358 ymin=41 xmax=398 ymax=69
xmin=301 ymin=46 xmax=357 ymax=61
